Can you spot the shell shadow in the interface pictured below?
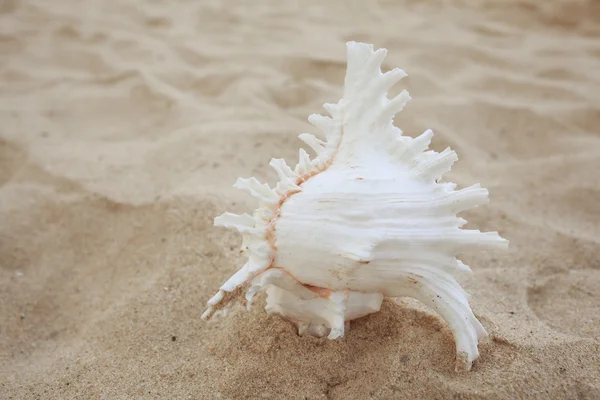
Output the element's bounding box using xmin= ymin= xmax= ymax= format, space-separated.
xmin=209 ymin=298 xmax=464 ymax=398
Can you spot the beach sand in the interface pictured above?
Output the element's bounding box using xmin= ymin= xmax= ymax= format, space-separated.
xmin=1 ymin=0 xmax=600 ymax=398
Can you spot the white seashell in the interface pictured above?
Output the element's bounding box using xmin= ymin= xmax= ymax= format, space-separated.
xmin=202 ymin=41 xmax=509 ymax=371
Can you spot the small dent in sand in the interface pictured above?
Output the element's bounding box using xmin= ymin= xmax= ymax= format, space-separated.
xmin=528 ymin=270 xmax=600 ymax=339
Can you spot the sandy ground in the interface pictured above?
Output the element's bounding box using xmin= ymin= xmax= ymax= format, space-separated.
xmin=1 ymin=0 xmax=600 ymax=399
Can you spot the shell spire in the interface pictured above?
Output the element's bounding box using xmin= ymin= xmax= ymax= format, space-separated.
xmin=202 ymin=41 xmax=508 ymax=371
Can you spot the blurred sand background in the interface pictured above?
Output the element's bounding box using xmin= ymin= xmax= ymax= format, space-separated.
xmin=1 ymin=0 xmax=600 ymax=399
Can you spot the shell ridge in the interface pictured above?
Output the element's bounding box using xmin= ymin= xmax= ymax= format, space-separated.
xmin=395 ymin=281 xmax=486 ymax=371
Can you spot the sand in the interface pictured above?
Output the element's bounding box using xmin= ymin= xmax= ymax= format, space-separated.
xmin=1 ymin=0 xmax=600 ymax=398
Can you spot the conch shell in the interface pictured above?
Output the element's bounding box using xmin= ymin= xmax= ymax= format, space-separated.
xmin=202 ymin=42 xmax=508 ymax=371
